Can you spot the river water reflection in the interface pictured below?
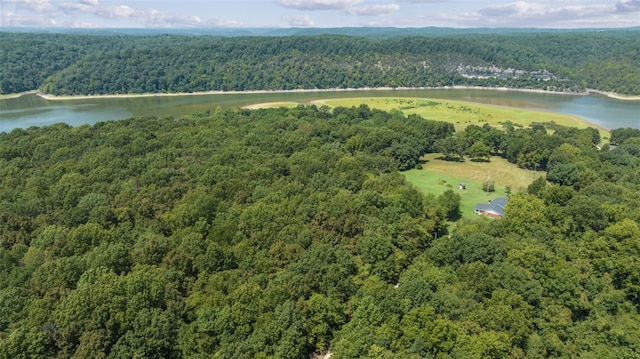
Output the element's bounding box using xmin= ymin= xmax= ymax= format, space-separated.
xmin=1 ymin=89 xmax=638 ymax=133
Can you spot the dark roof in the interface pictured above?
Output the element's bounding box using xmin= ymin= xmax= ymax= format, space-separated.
xmin=474 ymin=197 xmax=508 ymax=217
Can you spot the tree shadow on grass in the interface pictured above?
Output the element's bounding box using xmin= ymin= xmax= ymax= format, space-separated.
xmin=435 ymin=155 xmax=465 ymax=162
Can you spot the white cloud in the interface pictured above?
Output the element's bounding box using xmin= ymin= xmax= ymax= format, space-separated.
xmin=0 ymin=0 xmax=52 ymax=13
xmin=346 ymin=4 xmax=400 ymax=16
xmin=283 ymin=13 xmax=316 ymax=26
xmin=58 ymin=1 xmax=95 ymax=14
xmin=95 ymin=5 xmax=136 ymax=19
xmin=58 ymin=1 xmax=134 ymax=17
xmin=56 ymin=1 xmax=231 ymax=27
xmin=139 ymin=9 xmax=202 ymax=27
xmin=473 ymin=1 xmax=621 ymax=27
xmin=479 ymin=1 xmax=545 ymax=17
xmin=277 ymin=0 xmax=398 ymax=17
xmin=202 ymin=18 xmax=246 ymax=27
xmin=277 ymin=0 xmax=363 ymax=11
xmin=397 ymin=0 xmax=448 ymax=3
xmin=616 ymin=0 xmax=640 ymax=12
xmin=547 ymin=5 xmax=614 ymax=19
xmin=0 ymin=10 xmax=57 ymax=26
xmin=2 ymin=0 xmax=638 ymax=29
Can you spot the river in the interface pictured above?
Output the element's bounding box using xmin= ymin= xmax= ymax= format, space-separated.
xmin=1 ymin=89 xmax=638 ymax=133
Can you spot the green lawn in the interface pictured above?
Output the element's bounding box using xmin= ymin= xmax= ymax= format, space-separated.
xmin=246 ymin=95 xmax=587 ymax=221
xmin=404 ymin=167 xmax=505 ymax=220
xmin=403 ymin=153 xmax=543 ymax=220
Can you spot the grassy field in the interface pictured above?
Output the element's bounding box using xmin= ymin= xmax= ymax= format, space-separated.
xmin=245 ymin=95 xmax=591 ymax=220
xmin=313 ymin=97 xmax=609 ymax=138
xmin=244 ymin=96 xmax=609 ymax=139
xmin=403 ymin=153 xmax=543 ymax=219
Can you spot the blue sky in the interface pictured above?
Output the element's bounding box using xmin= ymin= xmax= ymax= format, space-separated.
xmin=1 ymin=0 xmax=639 ymax=28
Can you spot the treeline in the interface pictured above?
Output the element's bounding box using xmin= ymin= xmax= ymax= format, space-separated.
xmin=1 ymin=106 xmax=639 ymax=358
xmin=1 ymin=29 xmax=638 ymax=96
xmin=435 ymin=121 xmax=602 ymax=173
xmin=0 ymin=33 xmax=118 ymax=94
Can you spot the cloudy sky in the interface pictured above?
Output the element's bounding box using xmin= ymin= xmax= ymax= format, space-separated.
xmin=1 ymin=0 xmax=639 ymax=28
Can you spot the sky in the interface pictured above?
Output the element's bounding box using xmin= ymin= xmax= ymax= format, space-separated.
xmin=1 ymin=0 xmax=639 ymax=29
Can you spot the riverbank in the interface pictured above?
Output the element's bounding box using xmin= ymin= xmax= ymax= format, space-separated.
xmin=14 ymin=86 xmax=635 ymax=101
xmin=35 ymin=88 xmax=407 ymax=100
xmin=0 ymin=90 xmax=39 ymax=100
xmin=3 ymin=87 xmax=637 ymax=134
xmin=587 ymin=89 xmax=640 ymax=101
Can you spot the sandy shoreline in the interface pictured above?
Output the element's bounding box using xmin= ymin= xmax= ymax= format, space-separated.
xmin=586 ymin=89 xmax=640 ymax=101
xmin=3 ymin=86 xmax=636 ymax=102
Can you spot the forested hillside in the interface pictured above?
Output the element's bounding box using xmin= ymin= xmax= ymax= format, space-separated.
xmin=1 ymin=106 xmax=639 ymax=358
xmin=1 ymin=29 xmax=638 ymax=96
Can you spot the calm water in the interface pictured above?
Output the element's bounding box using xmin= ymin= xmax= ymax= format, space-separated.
xmin=1 ymin=89 xmax=638 ymax=133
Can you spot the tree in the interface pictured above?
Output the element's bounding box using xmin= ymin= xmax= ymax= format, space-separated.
xmin=434 ymin=136 xmax=464 ymax=160
xmin=547 ymin=163 xmax=581 ymax=189
xmin=390 ymin=140 xmax=422 ymax=171
xmin=331 ymin=296 xmax=382 ymax=358
xmin=604 ymin=218 xmax=640 ymax=241
xmin=478 ymin=289 xmax=534 ymax=347
xmin=357 ymin=232 xmax=399 ymax=282
xmin=2 ymin=95 xmax=640 ymax=358
xmin=527 ymin=176 xmax=547 ymax=197
xmin=437 ymin=189 xmax=462 ymax=221
xmin=469 ymin=140 xmax=492 ymax=161
xmin=304 ymin=294 xmax=346 ymax=352
xmin=485 ymin=129 xmax=506 ymax=154
xmin=466 ymin=331 xmax=512 ymax=359
xmin=610 ymin=127 xmax=640 ymax=145
xmin=483 ymin=177 xmax=495 ymax=193
xmin=504 ymin=194 xmax=550 ymax=235
xmin=565 ymin=195 xmax=607 ymax=232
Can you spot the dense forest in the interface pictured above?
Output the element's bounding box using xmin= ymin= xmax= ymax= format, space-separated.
xmin=1 ymin=105 xmax=639 ymax=358
xmin=1 ymin=29 xmax=639 ymax=96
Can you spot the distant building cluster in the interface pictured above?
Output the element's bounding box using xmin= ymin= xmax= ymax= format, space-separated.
xmin=457 ymin=65 xmax=556 ymax=81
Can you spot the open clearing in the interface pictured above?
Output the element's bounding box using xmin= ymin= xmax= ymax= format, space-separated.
xmin=312 ymin=97 xmax=609 ymax=138
xmin=403 ymin=153 xmax=543 ymax=219
xmin=241 ymin=96 xmax=609 ymax=138
xmin=245 ymin=96 xmax=588 ymax=219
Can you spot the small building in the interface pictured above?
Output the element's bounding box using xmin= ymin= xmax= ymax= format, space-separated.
xmin=474 ymin=197 xmax=508 ymax=218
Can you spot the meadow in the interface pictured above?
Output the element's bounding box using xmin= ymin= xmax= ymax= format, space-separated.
xmin=246 ymin=96 xmax=565 ymax=220
xmin=403 ymin=153 xmax=543 ymax=219
xmin=312 ymin=97 xmax=609 ymax=137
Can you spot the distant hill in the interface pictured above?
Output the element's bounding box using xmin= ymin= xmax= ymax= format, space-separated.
xmin=1 ymin=28 xmax=638 ymax=95
xmin=3 ymin=26 xmax=638 ymax=37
